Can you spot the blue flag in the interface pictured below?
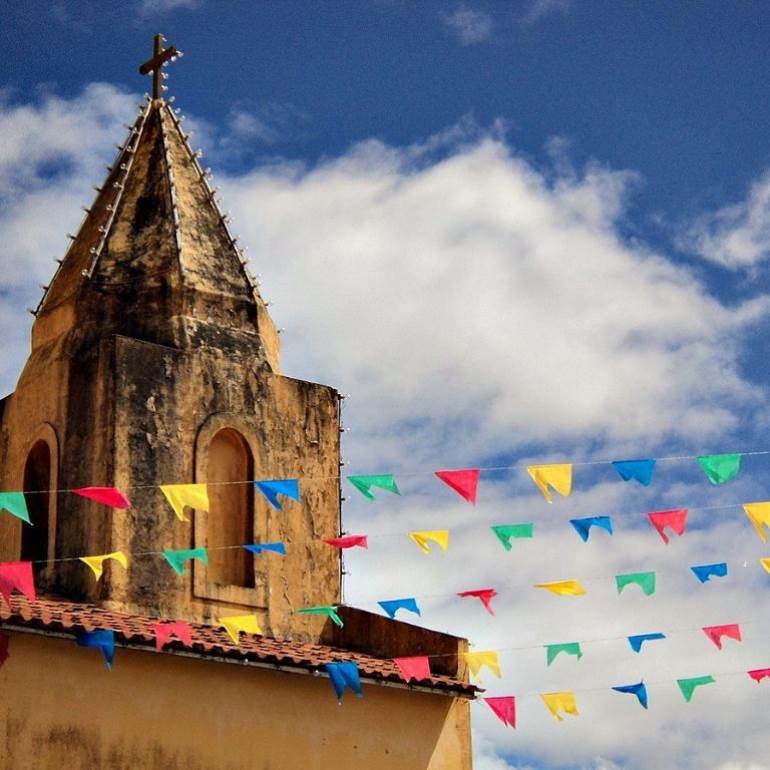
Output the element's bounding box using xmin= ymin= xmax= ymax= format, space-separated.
xmin=377 ymin=598 xmax=421 ymax=619
xmin=612 ymin=459 xmax=656 ymax=486
xmin=570 ymin=516 xmax=613 ymax=542
xmin=612 ymin=681 xmax=648 ymax=709
xmin=691 ymin=562 xmax=728 ymax=583
xmin=628 ymin=632 xmax=666 ymax=653
xmin=243 ymin=542 xmax=287 ymax=556
xmin=76 ymin=630 xmax=115 ymax=670
xmin=254 ymin=479 xmax=300 ymax=510
xmin=325 ymin=661 xmax=363 ymax=702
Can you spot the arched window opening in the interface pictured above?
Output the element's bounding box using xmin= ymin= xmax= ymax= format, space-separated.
xmin=21 ymin=440 xmax=52 ymax=567
xmin=207 ymin=428 xmax=255 ymax=587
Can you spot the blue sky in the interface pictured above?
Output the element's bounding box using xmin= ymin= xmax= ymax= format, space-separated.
xmin=4 ymin=2 xmax=770 ymax=769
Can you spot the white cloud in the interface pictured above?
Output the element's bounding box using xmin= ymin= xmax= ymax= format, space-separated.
xmin=137 ymin=0 xmax=201 ymax=17
xmin=442 ymin=7 xmax=494 ymax=45
xmin=522 ymin=0 xmax=572 ymax=25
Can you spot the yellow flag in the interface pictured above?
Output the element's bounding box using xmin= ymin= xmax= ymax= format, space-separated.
xmin=160 ymin=483 xmax=209 ymax=522
xmin=463 ymin=650 xmax=501 ymax=680
xmin=743 ymin=503 xmax=770 ymax=542
xmin=408 ymin=530 xmax=449 ymax=554
xmin=541 ymin=691 xmax=579 ymax=721
xmin=527 ymin=464 xmax=572 ymax=503
xmin=534 ymin=579 xmax=587 ymax=596
xmin=760 ymin=557 xmax=770 ymax=574
xmin=79 ymin=551 xmax=128 ymax=581
xmin=220 ymin=614 xmax=262 ymax=645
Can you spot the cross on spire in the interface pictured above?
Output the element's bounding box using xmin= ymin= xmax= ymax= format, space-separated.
xmin=139 ymin=33 xmax=182 ymax=100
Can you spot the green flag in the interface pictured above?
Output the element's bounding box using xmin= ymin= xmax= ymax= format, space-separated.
xmin=346 ymin=474 xmax=400 ymax=501
xmin=616 ymin=571 xmax=656 ymax=596
xmin=491 ymin=523 xmax=534 ymax=551
xmin=163 ymin=547 xmax=208 ymax=576
xmin=677 ymin=675 xmax=715 ymax=702
xmin=697 ymin=454 xmax=741 ymax=485
xmin=297 ymin=605 xmax=344 ymax=627
xmin=0 ymin=492 xmax=30 ymax=524
xmin=546 ymin=642 xmax=583 ymax=666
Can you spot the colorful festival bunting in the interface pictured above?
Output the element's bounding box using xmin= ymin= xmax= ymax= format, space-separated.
xmin=647 ymin=508 xmax=688 ymax=544
xmin=0 ymin=562 xmax=36 ymax=605
xmin=160 ymin=483 xmax=209 ymax=522
xmin=463 ymin=650 xmax=502 ymax=680
xmin=325 ymin=661 xmax=363 ymax=702
xmin=628 ymin=633 xmax=666 ymax=653
xmin=697 ymin=454 xmax=742 ymax=485
xmin=409 ymin=530 xmax=449 ymax=554
xmin=324 ymin=535 xmax=368 ymax=549
xmin=457 ymin=588 xmax=497 ymax=615
xmin=76 ymin=629 xmax=115 ymax=670
xmin=761 ymin=558 xmax=770 ymax=574
xmin=152 ymin=621 xmax=192 ymax=651
xmin=534 ymin=579 xmax=587 ymax=596
xmin=702 ymin=624 xmax=741 ymax=649
xmin=378 ymin=597 xmax=421 ymax=619
xmin=526 ymin=464 xmax=572 ymax=503
xmin=163 ymin=548 xmax=207 ymax=575
xmin=612 ymin=681 xmax=648 ymax=709
xmin=347 ymin=474 xmax=400 ymax=501
xmin=394 ymin=656 xmax=431 ymax=683
xmin=612 ymin=459 xmax=655 ymax=486
xmin=243 ymin=542 xmax=287 ymax=556
xmin=254 ymin=479 xmax=300 ymax=510
xmin=0 ymin=492 xmax=30 ymax=524
xmin=546 ymin=642 xmax=582 ymax=666
xmin=748 ymin=668 xmax=770 ymax=684
xmin=434 ymin=469 xmax=480 ymax=504
xmin=80 ymin=551 xmax=128 ymax=581
xmin=491 ymin=523 xmax=534 ymax=550
xmin=219 ymin=614 xmax=262 ymax=645
xmin=484 ymin=696 xmax=516 ymax=728
xmin=72 ymin=487 xmax=131 ymax=509
xmin=297 ymin=605 xmax=344 ymax=627
xmin=677 ymin=675 xmax=715 ymax=702
xmin=541 ymin=691 xmax=578 ymax=721
xmin=616 ymin=571 xmax=656 ymax=596
xmin=743 ymin=502 xmax=770 ymax=542
xmin=570 ymin=516 xmax=613 ymax=542
xmin=691 ymin=562 xmax=728 ymax=583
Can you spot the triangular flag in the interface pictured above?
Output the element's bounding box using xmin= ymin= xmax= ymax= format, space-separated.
xmin=691 ymin=563 xmax=728 ymax=583
xmin=72 ymin=487 xmax=131 ymax=509
xmin=219 ymin=614 xmax=262 ymax=645
xmin=491 ymin=523 xmax=533 ymax=550
xmin=612 ymin=681 xmax=648 ymax=709
xmin=677 ymin=675 xmax=715 ymax=702
xmin=79 ymin=551 xmax=128 ymax=581
xmin=254 ymin=479 xmax=300 ymax=510
xmin=570 ymin=516 xmax=613 ymax=542
xmin=325 ymin=661 xmax=363 ymax=702
xmin=647 ymin=508 xmax=688 ymax=544
xmin=323 ymin=535 xmax=368 ymax=549
xmin=628 ymin=632 xmax=666 ymax=653
xmin=160 ymin=483 xmax=208 ymax=522
xmin=484 ymin=696 xmax=516 ymax=728
xmin=743 ymin=503 xmax=770 ymax=542
xmin=761 ymin=557 xmax=770 ymax=574
xmin=297 ymin=605 xmax=344 ymax=627
xmin=434 ymin=469 xmax=479 ymax=504
xmin=616 ymin=571 xmax=656 ymax=596
xmin=0 ymin=492 xmax=30 ymax=524
xmin=394 ymin=656 xmax=431 ymax=683
xmin=697 ymin=453 xmax=742 ymax=485
xmin=378 ymin=598 xmax=421 ymax=619
xmin=541 ymin=691 xmax=578 ymax=721
xmin=748 ymin=668 xmax=770 ymax=684
xmin=457 ymin=588 xmax=497 ymax=615
xmin=163 ymin=548 xmax=208 ymax=576
xmin=612 ymin=459 xmax=656 ymax=486
xmin=546 ymin=642 xmax=582 ymax=666
xmin=152 ymin=621 xmax=192 ymax=651
xmin=534 ymin=579 xmax=586 ymax=596
xmin=76 ymin=630 xmax=115 ymax=670
xmin=463 ymin=650 xmax=501 ymax=680
xmin=243 ymin=542 xmax=287 ymax=556
xmin=0 ymin=562 xmax=35 ymax=605
xmin=702 ymin=623 xmax=741 ymax=649
xmin=347 ymin=474 xmax=400 ymax=501
xmin=408 ymin=530 xmax=449 ymax=554
xmin=526 ymin=464 xmax=572 ymax=503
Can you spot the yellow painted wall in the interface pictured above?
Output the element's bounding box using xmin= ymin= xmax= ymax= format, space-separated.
xmin=0 ymin=631 xmax=473 ymax=770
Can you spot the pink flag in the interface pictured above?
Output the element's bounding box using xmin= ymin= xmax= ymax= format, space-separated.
xmin=457 ymin=588 xmax=498 ymax=615
xmin=0 ymin=632 xmax=8 ymax=669
xmin=435 ymin=469 xmax=480 ymax=504
xmin=394 ymin=656 xmax=431 ymax=683
xmin=484 ymin=696 xmax=516 ymax=728
xmin=152 ymin=621 xmax=193 ymax=651
xmin=702 ymin=623 xmax=742 ymax=649
xmin=748 ymin=668 xmax=770 ymax=683
xmin=647 ymin=509 xmax=688 ymax=544
xmin=72 ymin=487 xmax=131 ymax=509
xmin=0 ymin=562 xmax=35 ymax=606
xmin=323 ymin=535 xmax=368 ymax=549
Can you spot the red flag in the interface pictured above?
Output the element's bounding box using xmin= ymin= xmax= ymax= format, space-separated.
xmin=72 ymin=487 xmax=131 ymax=509
xmin=323 ymin=535 xmax=368 ymax=549
xmin=0 ymin=562 xmax=35 ymax=606
xmin=748 ymin=668 xmax=770 ymax=683
xmin=484 ymin=696 xmax=516 ymax=728
xmin=457 ymin=588 xmax=498 ymax=615
xmin=394 ymin=656 xmax=431 ymax=683
xmin=702 ymin=623 xmax=742 ymax=649
xmin=647 ymin=509 xmax=688 ymax=544
xmin=152 ymin=621 xmax=193 ymax=651
xmin=435 ymin=469 xmax=480 ymax=504
xmin=0 ymin=632 xmax=8 ymax=668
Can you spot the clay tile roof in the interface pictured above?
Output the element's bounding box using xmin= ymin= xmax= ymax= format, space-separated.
xmin=0 ymin=596 xmax=476 ymax=698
